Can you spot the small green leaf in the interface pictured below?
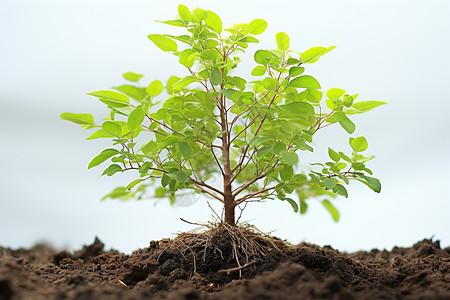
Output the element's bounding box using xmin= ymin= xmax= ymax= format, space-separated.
xmin=86 ymin=129 xmax=114 ymax=140
xmin=339 ymin=152 xmax=352 ymax=163
xmin=350 ymin=136 xmax=368 ymax=152
xmin=251 ymin=65 xmax=266 ymax=76
xmin=172 ymin=76 xmax=198 ymax=91
xmin=300 ymin=198 xmax=308 ymax=214
xmin=336 ymin=184 xmax=348 ymax=198
xmin=289 ymin=66 xmax=305 ymax=77
xmin=102 ymin=121 xmax=122 ymax=137
xmin=332 ymin=112 xmax=355 ymax=134
xmin=351 ymin=101 xmax=387 ymax=113
xmin=262 ymin=77 xmax=278 ymax=91
xmin=210 ymin=68 xmax=222 ymax=86
xmin=178 ymin=4 xmax=191 ymax=21
xmin=172 ymin=171 xmax=188 ymax=182
xmin=88 ymin=149 xmax=119 ymax=169
xmin=147 ymin=80 xmax=164 ymax=97
xmin=327 ymin=88 xmax=346 ymax=100
xmin=323 ymin=178 xmax=336 ymax=189
xmin=328 ymin=148 xmax=340 ymax=162
xmin=155 ymin=187 xmax=167 ymax=198
xmin=166 ymin=76 xmax=180 ymax=94
xmin=276 ymin=32 xmax=289 ymax=51
xmin=126 ymin=179 xmax=144 ymax=190
xmin=87 ymin=90 xmax=130 ymax=107
xmin=280 ymin=150 xmax=299 ymax=166
xmin=103 ymin=164 xmax=122 ymax=176
xmin=280 ymin=165 xmax=294 ymax=181
xmin=249 ymin=19 xmax=267 ymax=35
xmin=127 ymin=107 xmax=145 ymax=131
xmin=273 ymin=141 xmax=286 ymax=155
xmin=139 ymin=140 xmax=157 ymax=155
xmin=205 ymin=10 xmax=222 ymax=34
xmin=288 ymin=75 xmax=321 ymax=89
xmin=148 ymin=34 xmax=178 ymax=52
xmin=60 ymin=112 xmax=94 ymax=125
xmin=322 ymin=199 xmax=340 ymax=222
xmin=360 ymin=175 xmax=381 ymax=193
xmin=123 ymin=72 xmax=143 ymax=82
xmin=285 ymin=197 xmax=299 ymax=213
xmin=301 ymin=46 xmax=336 ymax=63
xmin=178 ymin=142 xmax=192 ymax=158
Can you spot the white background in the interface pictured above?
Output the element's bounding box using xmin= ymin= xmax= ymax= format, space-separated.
xmin=1 ymin=0 xmax=449 ymax=254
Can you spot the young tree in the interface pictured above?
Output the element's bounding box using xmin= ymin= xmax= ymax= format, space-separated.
xmin=61 ymin=5 xmax=385 ymax=226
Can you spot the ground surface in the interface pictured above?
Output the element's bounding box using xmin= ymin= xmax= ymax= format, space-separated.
xmin=1 ymin=229 xmax=449 ymax=300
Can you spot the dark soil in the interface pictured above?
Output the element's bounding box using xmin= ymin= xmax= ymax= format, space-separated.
xmin=1 ymin=228 xmax=449 ymax=300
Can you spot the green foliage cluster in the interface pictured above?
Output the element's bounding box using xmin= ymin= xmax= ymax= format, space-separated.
xmin=61 ymin=5 xmax=385 ymax=224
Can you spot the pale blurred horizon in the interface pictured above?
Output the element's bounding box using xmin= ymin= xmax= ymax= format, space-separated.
xmin=1 ymin=0 xmax=449 ymax=254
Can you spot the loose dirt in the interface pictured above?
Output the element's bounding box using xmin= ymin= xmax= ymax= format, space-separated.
xmin=1 ymin=228 xmax=449 ymax=299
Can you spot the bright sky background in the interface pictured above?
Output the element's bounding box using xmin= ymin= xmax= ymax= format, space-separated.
xmin=1 ymin=0 xmax=449 ymax=254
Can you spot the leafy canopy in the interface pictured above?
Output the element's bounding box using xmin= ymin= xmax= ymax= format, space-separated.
xmin=61 ymin=5 xmax=385 ymax=223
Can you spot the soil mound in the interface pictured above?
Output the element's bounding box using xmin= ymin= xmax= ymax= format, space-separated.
xmin=0 ymin=229 xmax=449 ymax=299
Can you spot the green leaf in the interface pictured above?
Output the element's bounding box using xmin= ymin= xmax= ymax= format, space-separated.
xmin=148 ymin=34 xmax=177 ymax=52
xmin=178 ymin=142 xmax=192 ymax=158
xmin=210 ymin=68 xmax=222 ymax=86
xmin=172 ymin=76 xmax=198 ymax=91
xmin=322 ymin=199 xmax=340 ymax=222
xmin=178 ymin=4 xmax=191 ymax=21
xmin=205 ymin=10 xmax=222 ymax=34
xmin=360 ymin=175 xmax=381 ymax=193
xmin=166 ymin=76 xmax=180 ymax=95
xmin=103 ymin=164 xmax=122 ymax=176
xmin=155 ymin=187 xmax=167 ymax=198
xmin=127 ymin=107 xmax=145 ymax=131
xmin=60 ymin=112 xmax=94 ymax=125
xmin=288 ymin=75 xmax=321 ymax=89
xmin=339 ymin=152 xmax=352 ymax=163
xmin=350 ymin=136 xmax=368 ymax=152
xmin=273 ymin=141 xmax=286 ymax=155
xmin=86 ymin=129 xmax=114 ymax=140
xmin=179 ymin=49 xmax=196 ymax=68
xmin=336 ymin=184 xmax=348 ymax=198
xmin=262 ymin=77 xmax=278 ymax=91
xmin=289 ymin=66 xmax=305 ymax=77
xmin=88 ymin=149 xmax=119 ymax=169
xmin=112 ymin=85 xmax=146 ymax=101
xmin=156 ymin=20 xmax=186 ymax=27
xmin=332 ymin=112 xmax=355 ymax=134
xmin=123 ymin=72 xmax=143 ymax=82
xmin=280 ymin=165 xmax=294 ymax=181
xmin=147 ymin=80 xmax=164 ymax=97
xmin=251 ymin=65 xmax=266 ymax=76
xmin=126 ymin=179 xmax=144 ymax=190
xmin=323 ymin=178 xmax=336 ymax=189
xmin=249 ymin=19 xmax=267 ymax=35
xmin=300 ymin=198 xmax=308 ymax=214
xmin=192 ymin=8 xmax=208 ymax=22
xmin=279 ymin=102 xmax=315 ymax=115
xmin=139 ymin=140 xmax=158 ymax=155
xmin=87 ymin=90 xmax=130 ymax=107
xmin=328 ymin=148 xmax=340 ymax=162
xmin=327 ymin=88 xmax=346 ymax=100
xmin=301 ymin=46 xmax=336 ymax=63
xmin=254 ymin=50 xmax=278 ymax=66
xmin=280 ymin=150 xmax=299 ymax=166
xmin=102 ymin=121 xmax=122 ymax=137
xmin=351 ymin=101 xmax=387 ymax=113
xmin=285 ymin=197 xmax=299 ymax=213
xmin=275 ymin=32 xmax=289 ymax=51
xmin=172 ymin=171 xmax=188 ymax=182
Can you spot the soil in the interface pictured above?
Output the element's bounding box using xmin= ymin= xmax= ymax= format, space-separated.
xmin=1 ymin=226 xmax=449 ymax=300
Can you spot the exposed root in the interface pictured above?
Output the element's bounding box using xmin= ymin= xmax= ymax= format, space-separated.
xmin=157 ymin=221 xmax=290 ymax=278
